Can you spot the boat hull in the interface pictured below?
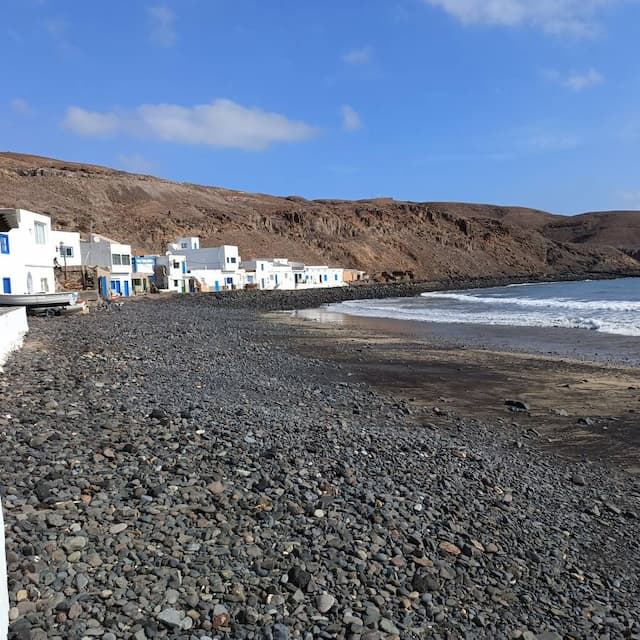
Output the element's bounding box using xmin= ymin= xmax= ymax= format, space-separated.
xmin=0 ymin=293 xmax=76 ymax=308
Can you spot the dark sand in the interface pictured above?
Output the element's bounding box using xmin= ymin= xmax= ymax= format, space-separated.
xmin=271 ymin=308 xmax=640 ymax=470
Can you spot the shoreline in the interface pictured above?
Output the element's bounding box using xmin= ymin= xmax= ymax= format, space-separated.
xmin=268 ymin=307 xmax=640 ymax=469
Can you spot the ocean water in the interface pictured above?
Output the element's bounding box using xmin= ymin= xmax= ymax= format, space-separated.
xmin=328 ymin=278 xmax=640 ymax=337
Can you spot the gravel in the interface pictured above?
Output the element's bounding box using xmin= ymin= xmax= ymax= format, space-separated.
xmin=1 ymin=298 xmax=639 ymax=639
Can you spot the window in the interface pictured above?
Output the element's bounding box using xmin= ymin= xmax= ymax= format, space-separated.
xmin=173 ymin=261 xmax=180 ymax=269
xmin=40 ymin=277 xmax=49 ymax=293
xmin=334 ymin=274 xmax=338 ymax=281
xmin=34 ymin=222 xmax=46 ymax=244
xmin=121 ymin=254 xmax=131 ymax=266
xmin=59 ymin=245 xmax=74 ymax=258
xmin=112 ymin=254 xmax=122 ymax=265
xmin=181 ymin=242 xmax=187 ymax=249
xmin=173 ymin=279 xmax=179 ymax=287
xmin=230 ymin=257 xmax=237 ymax=264
xmin=226 ymin=277 xmax=233 ymax=284
xmin=260 ymin=264 xmax=264 ymax=271
xmin=0 ymin=234 xmax=9 ymax=254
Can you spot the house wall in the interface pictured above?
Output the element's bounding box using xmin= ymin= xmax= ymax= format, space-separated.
xmin=0 ymin=208 xmax=56 ymax=295
xmin=182 ymin=245 xmax=241 ymax=272
xmin=81 ymin=235 xmax=132 ymax=296
xmin=156 ymin=254 xmax=188 ymax=292
xmin=51 ymin=230 xmax=82 ymax=267
xmin=300 ymin=266 xmax=346 ymax=288
xmin=189 ymin=268 xmax=244 ymax=291
xmin=175 ymin=236 xmax=200 ymax=251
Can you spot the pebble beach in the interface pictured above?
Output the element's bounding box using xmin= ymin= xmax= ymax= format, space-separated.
xmin=1 ymin=294 xmax=639 ymax=640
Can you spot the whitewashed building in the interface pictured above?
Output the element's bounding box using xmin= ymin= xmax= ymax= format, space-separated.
xmin=174 ymin=242 xmax=245 ymax=292
xmin=175 ymin=236 xmax=200 ymax=251
xmin=51 ymin=230 xmax=82 ymax=267
xmin=242 ymin=258 xmax=345 ymax=290
xmin=156 ymin=254 xmax=188 ymax=293
xmin=0 ymin=208 xmax=56 ymax=295
xmin=80 ymin=233 xmax=133 ymax=297
xmin=242 ymin=258 xmax=295 ymax=290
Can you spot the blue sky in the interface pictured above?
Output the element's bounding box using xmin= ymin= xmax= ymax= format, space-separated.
xmin=2 ymin=0 xmax=639 ymax=214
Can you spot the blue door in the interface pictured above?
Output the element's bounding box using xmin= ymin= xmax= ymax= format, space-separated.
xmin=275 ymin=275 xmax=278 ymax=286
xmin=111 ymin=280 xmax=121 ymax=294
xmin=181 ymin=262 xmax=187 ymax=274
xmin=2 ymin=277 xmax=11 ymax=294
xmin=123 ymin=281 xmax=130 ymax=297
xmin=99 ymin=276 xmax=108 ymax=297
xmin=214 ymin=281 xmax=220 ymax=292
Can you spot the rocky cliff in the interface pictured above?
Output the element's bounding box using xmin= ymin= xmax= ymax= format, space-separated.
xmin=0 ymin=151 xmax=638 ymax=279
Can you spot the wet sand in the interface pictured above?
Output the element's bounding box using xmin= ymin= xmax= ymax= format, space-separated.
xmin=270 ymin=308 xmax=640 ymax=470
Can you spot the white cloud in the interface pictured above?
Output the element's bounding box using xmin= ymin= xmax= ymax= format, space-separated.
xmin=63 ymin=107 xmax=121 ymax=137
xmin=423 ymin=0 xmax=622 ymax=35
xmin=118 ymin=153 xmax=155 ymax=174
xmin=343 ymin=47 xmax=373 ymax=64
xmin=149 ymin=6 xmax=176 ymax=47
xmin=565 ymin=68 xmax=604 ymax=90
xmin=545 ymin=68 xmax=604 ymax=90
xmin=340 ymin=105 xmax=362 ymax=132
xmin=62 ymin=99 xmax=319 ymax=151
xmin=9 ymin=98 xmax=32 ymax=114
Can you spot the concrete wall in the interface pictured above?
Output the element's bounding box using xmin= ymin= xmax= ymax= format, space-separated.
xmin=0 ymin=498 xmax=7 ymax=640
xmin=0 ymin=307 xmax=28 ymax=369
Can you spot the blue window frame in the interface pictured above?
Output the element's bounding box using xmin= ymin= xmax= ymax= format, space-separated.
xmin=2 ymin=277 xmax=11 ymax=293
xmin=0 ymin=234 xmax=9 ymax=254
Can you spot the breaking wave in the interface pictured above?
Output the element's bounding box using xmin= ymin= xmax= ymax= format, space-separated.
xmin=328 ymin=278 xmax=640 ymax=337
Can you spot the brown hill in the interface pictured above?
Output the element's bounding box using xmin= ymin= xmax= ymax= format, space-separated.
xmin=0 ymin=151 xmax=638 ymax=279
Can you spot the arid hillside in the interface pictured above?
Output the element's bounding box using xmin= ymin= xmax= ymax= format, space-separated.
xmin=1 ymin=151 xmax=638 ymax=279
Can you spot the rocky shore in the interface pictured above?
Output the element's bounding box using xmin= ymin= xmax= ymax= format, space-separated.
xmin=1 ymin=298 xmax=639 ymax=639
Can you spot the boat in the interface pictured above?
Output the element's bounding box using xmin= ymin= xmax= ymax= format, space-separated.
xmin=0 ymin=292 xmax=77 ymax=308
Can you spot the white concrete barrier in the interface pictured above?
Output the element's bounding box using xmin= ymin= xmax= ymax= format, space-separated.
xmin=0 ymin=306 xmax=26 ymax=638
xmin=0 ymin=307 xmax=28 ymax=370
xmin=0 ymin=500 xmax=7 ymax=640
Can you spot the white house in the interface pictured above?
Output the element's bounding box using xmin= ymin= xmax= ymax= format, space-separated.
xmin=241 ymin=258 xmax=345 ymax=290
xmin=51 ymin=230 xmax=82 ymax=267
xmin=167 ymin=240 xmax=245 ymax=292
xmin=80 ymin=233 xmax=133 ymax=297
xmin=241 ymin=258 xmax=295 ymax=290
xmin=301 ymin=265 xmax=345 ymax=288
xmin=0 ymin=208 xmax=56 ymax=295
xmin=155 ymin=253 xmax=189 ymax=293
xmin=175 ymin=236 xmax=200 ymax=251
